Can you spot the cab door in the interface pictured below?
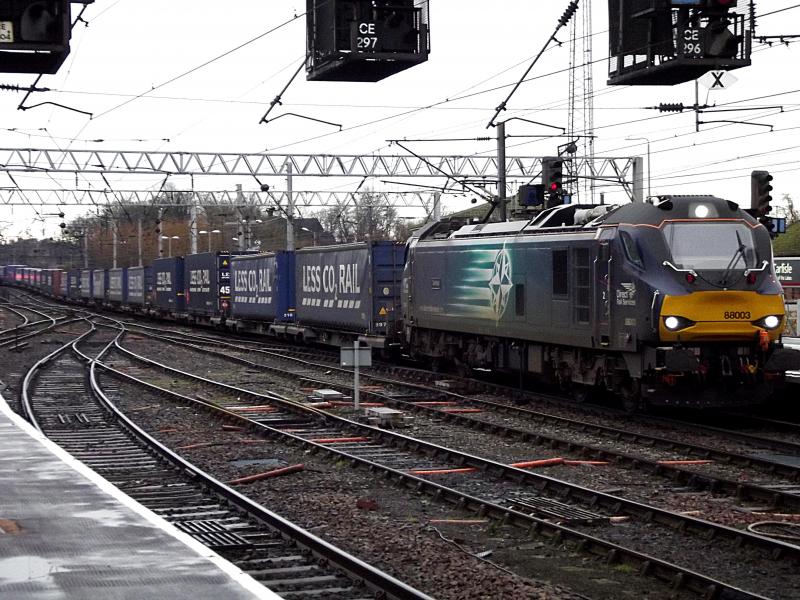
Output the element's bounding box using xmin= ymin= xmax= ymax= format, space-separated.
xmin=593 ymin=242 xmax=612 ymax=348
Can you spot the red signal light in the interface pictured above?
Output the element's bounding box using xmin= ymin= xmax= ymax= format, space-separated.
xmin=685 ymin=273 xmax=696 ymax=284
xmin=550 ymin=183 xmax=559 ymax=191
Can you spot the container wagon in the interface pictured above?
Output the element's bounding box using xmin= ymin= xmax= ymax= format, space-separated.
xmin=229 ymin=251 xmax=295 ymax=334
xmin=291 ymin=241 xmax=404 ymax=348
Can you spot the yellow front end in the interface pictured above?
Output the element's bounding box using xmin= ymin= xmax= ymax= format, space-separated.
xmin=659 ymin=291 xmax=785 ymax=343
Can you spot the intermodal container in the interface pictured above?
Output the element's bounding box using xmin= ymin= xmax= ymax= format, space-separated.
xmin=153 ymin=257 xmax=185 ymax=313
xmin=230 ymin=252 xmax=295 ymax=322
xmin=57 ymin=270 xmax=67 ymax=297
xmin=80 ymin=269 xmax=93 ymax=299
xmin=92 ymin=269 xmax=108 ymax=301
xmin=108 ymin=268 xmax=127 ymax=304
xmin=68 ymin=269 xmax=81 ymax=299
xmin=127 ymin=266 xmax=154 ymax=307
xmin=184 ymin=252 xmax=233 ymax=318
xmin=294 ymin=241 xmax=404 ymax=336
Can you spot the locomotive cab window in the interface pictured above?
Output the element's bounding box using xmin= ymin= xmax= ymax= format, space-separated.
xmin=620 ymin=231 xmax=644 ymax=268
xmin=663 ymin=222 xmax=757 ymax=270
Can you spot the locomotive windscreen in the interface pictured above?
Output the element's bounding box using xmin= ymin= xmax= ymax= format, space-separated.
xmin=663 ymin=222 xmax=758 ymax=271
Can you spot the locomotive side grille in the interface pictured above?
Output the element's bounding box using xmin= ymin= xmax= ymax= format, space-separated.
xmin=574 ymin=248 xmax=591 ymax=324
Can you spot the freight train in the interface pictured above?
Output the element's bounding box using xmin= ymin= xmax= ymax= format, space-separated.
xmin=4 ymin=194 xmax=799 ymax=410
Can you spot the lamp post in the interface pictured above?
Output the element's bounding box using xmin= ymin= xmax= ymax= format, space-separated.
xmin=198 ymin=229 xmax=221 ymax=252
xmin=300 ymin=226 xmax=317 ymax=247
xmin=162 ymin=235 xmax=180 ymax=257
xmin=626 ymin=136 xmax=651 ymax=199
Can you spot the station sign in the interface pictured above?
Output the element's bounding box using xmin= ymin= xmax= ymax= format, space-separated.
xmin=775 ymin=258 xmax=800 ymax=287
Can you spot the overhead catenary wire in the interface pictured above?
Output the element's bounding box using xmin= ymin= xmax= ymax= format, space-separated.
xmin=6 ymin=2 xmax=800 ymax=228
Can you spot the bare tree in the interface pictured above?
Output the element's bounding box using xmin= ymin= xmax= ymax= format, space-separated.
xmin=315 ymin=193 xmax=406 ymax=242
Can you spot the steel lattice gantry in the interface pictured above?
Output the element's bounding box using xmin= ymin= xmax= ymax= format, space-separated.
xmin=0 ymin=148 xmax=643 ymax=207
xmin=0 ymin=147 xmax=637 ymax=179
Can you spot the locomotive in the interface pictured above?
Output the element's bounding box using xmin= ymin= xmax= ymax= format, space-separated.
xmin=4 ymin=194 xmax=799 ymax=410
xmin=403 ymin=195 xmax=800 ymax=409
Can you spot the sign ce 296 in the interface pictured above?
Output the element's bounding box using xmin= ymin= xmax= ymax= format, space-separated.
xmin=681 ymin=27 xmax=704 ymax=58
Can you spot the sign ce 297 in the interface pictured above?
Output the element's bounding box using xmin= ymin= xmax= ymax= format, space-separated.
xmin=352 ymin=22 xmax=382 ymax=52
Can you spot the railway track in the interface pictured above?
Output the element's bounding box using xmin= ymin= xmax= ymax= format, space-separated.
xmin=116 ymin=317 xmax=800 ymax=454
xmin=105 ymin=329 xmax=797 ymax=599
xmin=20 ymin=319 xmax=434 ymax=600
xmin=118 ymin=324 xmax=800 ymax=513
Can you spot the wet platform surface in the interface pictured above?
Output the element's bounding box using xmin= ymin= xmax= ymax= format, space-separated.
xmin=0 ymin=394 xmax=277 ymax=600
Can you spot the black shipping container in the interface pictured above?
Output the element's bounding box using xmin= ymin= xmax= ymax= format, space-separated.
xmin=185 ymin=252 xmax=234 ymax=317
xmin=153 ymin=257 xmax=185 ymax=313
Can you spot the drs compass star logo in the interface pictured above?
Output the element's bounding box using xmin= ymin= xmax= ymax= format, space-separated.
xmin=489 ymin=247 xmax=513 ymax=319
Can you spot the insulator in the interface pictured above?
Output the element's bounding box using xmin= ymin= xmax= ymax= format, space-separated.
xmin=659 ymin=103 xmax=686 ymax=113
xmin=559 ymin=1 xmax=580 ymax=26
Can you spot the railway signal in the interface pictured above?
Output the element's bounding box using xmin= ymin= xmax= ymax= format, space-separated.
xmin=542 ymin=157 xmax=564 ymax=208
xmin=751 ymin=170 xmax=773 ymax=218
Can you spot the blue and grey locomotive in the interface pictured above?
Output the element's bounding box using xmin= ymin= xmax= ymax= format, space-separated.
xmin=402 ymin=195 xmax=800 ymax=409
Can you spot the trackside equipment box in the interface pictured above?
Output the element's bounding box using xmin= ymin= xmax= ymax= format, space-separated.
xmin=153 ymin=257 xmax=185 ymax=313
xmin=294 ymin=241 xmax=404 ymax=338
xmin=108 ymin=268 xmax=127 ymax=304
xmin=230 ymin=252 xmax=295 ymax=322
xmin=127 ymin=266 xmax=154 ymax=307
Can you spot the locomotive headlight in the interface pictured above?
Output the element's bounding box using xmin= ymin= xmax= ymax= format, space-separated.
xmin=693 ymin=204 xmax=710 ymax=218
xmin=663 ymin=316 xmax=695 ymax=332
xmin=759 ymin=315 xmax=782 ymax=330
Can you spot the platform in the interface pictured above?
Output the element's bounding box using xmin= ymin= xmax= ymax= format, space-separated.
xmin=0 ymin=392 xmax=278 ymax=600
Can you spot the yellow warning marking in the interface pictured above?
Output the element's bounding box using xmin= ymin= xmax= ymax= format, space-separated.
xmin=378 ymin=307 xmax=388 ymax=316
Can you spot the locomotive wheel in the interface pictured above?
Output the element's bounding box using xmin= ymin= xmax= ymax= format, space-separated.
xmin=620 ymin=379 xmax=642 ymax=413
xmin=571 ymin=384 xmax=590 ymax=403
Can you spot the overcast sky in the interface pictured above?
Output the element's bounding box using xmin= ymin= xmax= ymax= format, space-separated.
xmin=1 ymin=0 xmax=799 ymax=240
